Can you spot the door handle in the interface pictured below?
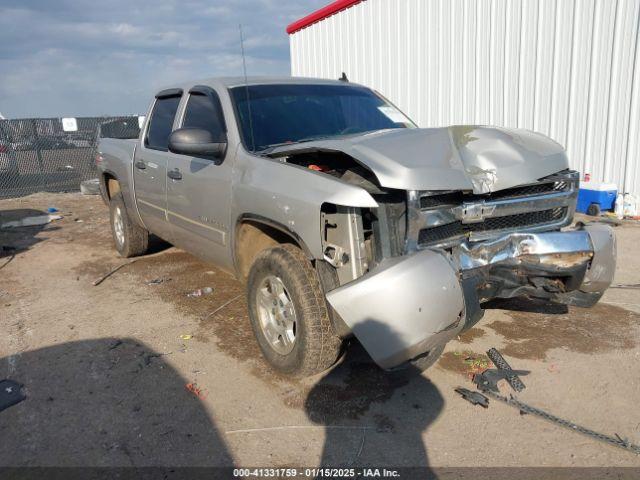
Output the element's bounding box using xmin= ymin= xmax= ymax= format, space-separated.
xmin=167 ymin=169 xmax=182 ymax=180
xmin=134 ymin=160 xmax=146 ymax=170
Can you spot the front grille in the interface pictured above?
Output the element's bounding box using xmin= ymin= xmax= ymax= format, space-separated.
xmin=418 ymin=207 xmax=567 ymax=246
xmin=480 ymin=181 xmax=563 ymax=200
xmin=419 ymin=180 xmax=569 ymax=209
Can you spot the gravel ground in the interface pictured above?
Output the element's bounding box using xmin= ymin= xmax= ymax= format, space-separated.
xmin=0 ymin=192 xmax=639 ymax=470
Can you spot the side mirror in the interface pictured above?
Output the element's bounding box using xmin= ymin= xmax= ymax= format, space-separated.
xmin=168 ymin=127 xmax=227 ymax=159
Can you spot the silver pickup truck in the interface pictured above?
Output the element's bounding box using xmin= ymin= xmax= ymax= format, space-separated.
xmin=97 ymin=76 xmax=616 ymax=376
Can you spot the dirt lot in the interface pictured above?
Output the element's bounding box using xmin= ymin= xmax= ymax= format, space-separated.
xmin=1 ymin=192 xmax=639 ymax=469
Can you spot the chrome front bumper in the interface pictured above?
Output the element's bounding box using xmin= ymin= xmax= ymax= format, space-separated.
xmin=326 ymin=224 xmax=616 ymax=369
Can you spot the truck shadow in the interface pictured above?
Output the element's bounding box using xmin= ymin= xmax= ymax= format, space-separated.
xmin=0 ymin=338 xmax=233 ymax=467
xmin=304 ymin=320 xmax=443 ymax=471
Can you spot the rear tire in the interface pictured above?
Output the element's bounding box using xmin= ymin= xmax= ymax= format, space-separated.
xmin=247 ymin=244 xmax=342 ymax=377
xmin=109 ymin=193 xmax=149 ymax=258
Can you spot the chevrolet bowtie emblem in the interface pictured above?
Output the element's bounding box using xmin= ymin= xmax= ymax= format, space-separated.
xmin=459 ymin=203 xmax=496 ymax=223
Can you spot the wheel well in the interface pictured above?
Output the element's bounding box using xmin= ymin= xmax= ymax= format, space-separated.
xmin=103 ymin=173 xmax=120 ymax=199
xmin=235 ymin=220 xmax=306 ymax=279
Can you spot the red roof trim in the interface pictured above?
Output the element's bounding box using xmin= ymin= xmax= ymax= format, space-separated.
xmin=286 ymin=0 xmax=363 ymax=34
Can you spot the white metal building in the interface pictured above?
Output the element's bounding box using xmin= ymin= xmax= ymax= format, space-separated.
xmin=288 ymin=0 xmax=640 ymax=197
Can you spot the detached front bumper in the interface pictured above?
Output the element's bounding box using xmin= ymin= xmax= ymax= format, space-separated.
xmin=325 ymin=224 xmax=616 ymax=369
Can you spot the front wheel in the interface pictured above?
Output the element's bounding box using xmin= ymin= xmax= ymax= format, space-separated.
xmin=247 ymin=244 xmax=342 ymax=377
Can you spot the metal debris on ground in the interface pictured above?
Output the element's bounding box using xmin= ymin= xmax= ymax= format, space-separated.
xmin=179 ymin=334 xmax=193 ymax=340
xmin=473 ymin=368 xmax=530 ymax=394
xmin=146 ymin=277 xmax=170 ymax=286
xmin=486 ymin=347 xmax=527 ymax=392
xmin=456 ymin=348 xmax=640 ymax=456
xmin=482 ymin=389 xmax=640 ymax=456
xmin=1 ymin=214 xmax=62 ymax=229
xmin=187 ymin=287 xmax=213 ymax=297
xmin=0 ymin=379 xmax=26 ymax=412
xmin=454 ymin=387 xmax=489 ymax=408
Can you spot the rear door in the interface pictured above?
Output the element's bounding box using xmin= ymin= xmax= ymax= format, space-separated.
xmin=133 ymin=89 xmax=182 ymax=240
xmin=166 ymin=86 xmax=233 ymax=269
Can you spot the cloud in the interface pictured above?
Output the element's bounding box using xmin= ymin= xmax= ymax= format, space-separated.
xmin=0 ymin=0 xmax=327 ymax=118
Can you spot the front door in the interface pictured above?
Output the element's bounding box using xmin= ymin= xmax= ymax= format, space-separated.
xmin=166 ymin=87 xmax=233 ymax=270
xmin=133 ymin=91 xmax=182 ymax=240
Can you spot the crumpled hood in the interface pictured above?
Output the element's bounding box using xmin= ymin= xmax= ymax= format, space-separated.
xmin=268 ymin=126 xmax=569 ymax=193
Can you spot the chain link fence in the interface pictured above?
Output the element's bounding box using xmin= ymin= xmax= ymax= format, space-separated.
xmin=0 ymin=116 xmax=141 ymax=199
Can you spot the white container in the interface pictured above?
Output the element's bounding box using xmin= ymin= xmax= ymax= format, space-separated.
xmin=615 ymin=194 xmax=625 ymax=219
xmin=578 ymin=181 xmax=619 ymax=191
xmin=623 ymin=193 xmax=638 ymax=218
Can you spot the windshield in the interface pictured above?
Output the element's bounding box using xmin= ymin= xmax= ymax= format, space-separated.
xmin=230 ymin=84 xmax=414 ymax=152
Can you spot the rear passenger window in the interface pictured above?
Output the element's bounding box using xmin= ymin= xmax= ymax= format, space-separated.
xmin=182 ymin=93 xmax=226 ymax=142
xmin=145 ymin=95 xmax=181 ymax=150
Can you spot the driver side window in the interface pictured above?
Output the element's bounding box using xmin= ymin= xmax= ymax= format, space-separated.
xmin=182 ymin=92 xmax=226 ymax=142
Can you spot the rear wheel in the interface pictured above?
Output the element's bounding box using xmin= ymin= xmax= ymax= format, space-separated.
xmin=247 ymin=244 xmax=342 ymax=377
xmin=109 ymin=193 xmax=149 ymax=257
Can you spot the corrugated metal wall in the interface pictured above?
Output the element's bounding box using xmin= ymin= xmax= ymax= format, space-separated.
xmin=290 ymin=0 xmax=640 ymax=196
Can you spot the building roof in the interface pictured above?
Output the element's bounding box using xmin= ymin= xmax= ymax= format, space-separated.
xmin=286 ymin=0 xmax=363 ymax=34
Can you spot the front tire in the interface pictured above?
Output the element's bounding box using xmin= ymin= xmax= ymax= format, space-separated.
xmin=247 ymin=244 xmax=342 ymax=377
xmin=109 ymin=193 xmax=149 ymax=258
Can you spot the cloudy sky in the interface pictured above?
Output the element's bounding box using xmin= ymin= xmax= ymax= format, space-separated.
xmin=0 ymin=0 xmax=326 ymax=119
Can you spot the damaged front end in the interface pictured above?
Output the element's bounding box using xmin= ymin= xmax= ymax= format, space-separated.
xmin=325 ymin=169 xmax=616 ymax=369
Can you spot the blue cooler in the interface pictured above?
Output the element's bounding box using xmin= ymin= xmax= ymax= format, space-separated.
xmin=576 ymin=182 xmax=617 ymax=215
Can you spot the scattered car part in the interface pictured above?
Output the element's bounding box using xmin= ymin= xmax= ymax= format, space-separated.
xmin=486 ymin=347 xmax=527 ymax=392
xmin=473 ymin=369 xmax=530 ymax=394
xmin=454 ymin=387 xmax=489 ymax=408
xmin=0 ymin=379 xmax=26 ymax=412
xmin=483 ymin=389 xmax=640 ymax=456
